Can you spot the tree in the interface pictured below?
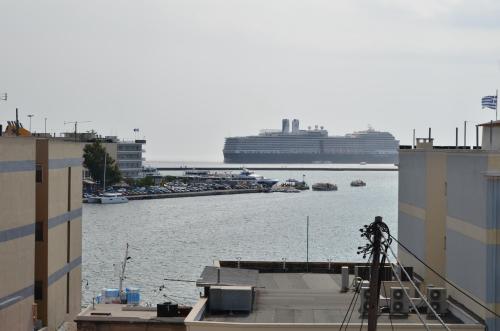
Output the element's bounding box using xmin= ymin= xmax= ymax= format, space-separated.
xmin=83 ymin=141 xmax=122 ymax=187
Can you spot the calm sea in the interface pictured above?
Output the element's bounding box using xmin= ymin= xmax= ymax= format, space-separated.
xmin=82 ymin=162 xmax=398 ymax=306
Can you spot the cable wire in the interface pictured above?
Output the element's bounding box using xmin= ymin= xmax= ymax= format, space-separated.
xmin=389 ymin=233 xmax=500 ymax=319
xmin=381 ymin=260 xmax=395 ymax=331
xmin=382 ymin=233 xmax=451 ymax=331
xmin=339 ymin=251 xmax=373 ymax=331
xmin=382 ymin=252 xmax=432 ymax=331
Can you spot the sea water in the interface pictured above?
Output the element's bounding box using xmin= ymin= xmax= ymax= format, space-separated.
xmin=82 ymin=168 xmax=397 ymax=306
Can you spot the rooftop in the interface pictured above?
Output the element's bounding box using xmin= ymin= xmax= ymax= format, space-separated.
xmin=76 ymin=303 xmax=186 ymax=325
xmin=186 ymin=262 xmax=484 ymax=330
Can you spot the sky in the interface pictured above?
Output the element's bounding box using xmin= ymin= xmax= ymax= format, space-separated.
xmin=1 ymin=0 xmax=500 ymax=161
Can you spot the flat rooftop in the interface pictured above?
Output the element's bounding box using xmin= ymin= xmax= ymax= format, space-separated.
xmin=76 ymin=304 xmax=185 ymax=325
xmin=197 ymin=271 xmax=481 ymax=327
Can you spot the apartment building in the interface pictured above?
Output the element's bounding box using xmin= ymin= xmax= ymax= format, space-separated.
xmin=0 ymin=136 xmax=83 ymax=331
xmin=398 ymin=121 xmax=500 ymax=331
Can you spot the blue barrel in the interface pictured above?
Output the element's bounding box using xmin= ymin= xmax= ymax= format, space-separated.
xmin=126 ymin=287 xmax=140 ymax=305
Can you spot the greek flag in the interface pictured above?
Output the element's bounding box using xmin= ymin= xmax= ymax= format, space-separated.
xmin=482 ymin=95 xmax=497 ymax=109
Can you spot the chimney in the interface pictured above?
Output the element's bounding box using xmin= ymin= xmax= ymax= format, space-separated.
xmin=282 ymin=119 xmax=290 ymax=133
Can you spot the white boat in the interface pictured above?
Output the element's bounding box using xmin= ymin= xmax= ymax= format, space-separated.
xmin=99 ymin=193 xmax=128 ymax=204
xmin=231 ymin=169 xmax=279 ymax=188
xmin=87 ymin=155 xmax=129 ymax=204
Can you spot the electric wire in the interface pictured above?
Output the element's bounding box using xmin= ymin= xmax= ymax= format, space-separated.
xmin=389 ymin=233 xmax=500 ymax=319
xmin=381 ymin=233 xmax=451 ymax=331
xmin=380 ymin=252 xmax=395 ymax=331
xmin=339 ymin=251 xmax=373 ymax=331
xmin=338 ymin=278 xmax=362 ymax=331
xmin=382 ymin=251 xmax=432 ymax=331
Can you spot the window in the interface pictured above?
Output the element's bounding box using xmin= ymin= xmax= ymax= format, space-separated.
xmin=66 ymin=273 xmax=70 ymax=313
xmin=36 ymin=164 xmax=43 ymax=183
xmin=35 ymin=281 xmax=43 ymax=300
xmin=35 ymin=222 xmax=43 ymax=241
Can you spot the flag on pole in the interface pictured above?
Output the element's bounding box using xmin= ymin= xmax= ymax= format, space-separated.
xmin=482 ymin=95 xmax=497 ymax=109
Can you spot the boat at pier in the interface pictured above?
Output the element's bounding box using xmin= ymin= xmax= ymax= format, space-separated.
xmin=312 ymin=183 xmax=338 ymax=191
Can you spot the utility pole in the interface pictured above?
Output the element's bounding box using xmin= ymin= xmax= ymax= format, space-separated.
xmin=306 ymin=216 xmax=309 ymax=272
xmin=358 ymin=216 xmax=392 ymax=331
xmin=464 ymin=121 xmax=468 ymax=148
xmin=367 ymin=216 xmax=383 ymax=331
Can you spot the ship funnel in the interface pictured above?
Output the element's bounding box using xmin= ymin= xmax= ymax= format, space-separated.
xmin=292 ymin=119 xmax=299 ymax=133
xmin=282 ymin=119 xmax=290 ymax=133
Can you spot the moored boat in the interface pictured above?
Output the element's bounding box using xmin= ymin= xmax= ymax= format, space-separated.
xmin=312 ymin=183 xmax=338 ymax=191
xmin=350 ymin=179 xmax=366 ymax=187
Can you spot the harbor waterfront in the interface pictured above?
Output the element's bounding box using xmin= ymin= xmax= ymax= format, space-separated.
xmin=82 ymin=168 xmax=397 ymax=306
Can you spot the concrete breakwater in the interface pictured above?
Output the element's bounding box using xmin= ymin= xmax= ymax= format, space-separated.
xmin=157 ymin=166 xmax=397 ymax=171
xmin=83 ymin=188 xmax=261 ymax=203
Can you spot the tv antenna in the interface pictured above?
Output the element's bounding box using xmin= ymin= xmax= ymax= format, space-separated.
xmin=64 ymin=120 xmax=92 ymax=141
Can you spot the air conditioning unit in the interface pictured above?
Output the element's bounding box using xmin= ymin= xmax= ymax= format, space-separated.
xmin=427 ymin=287 xmax=448 ymax=316
xmin=390 ymin=287 xmax=410 ymax=315
xmin=359 ymin=287 xmax=372 ymax=314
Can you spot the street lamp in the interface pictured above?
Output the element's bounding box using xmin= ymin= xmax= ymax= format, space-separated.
xmin=27 ymin=114 xmax=34 ymax=132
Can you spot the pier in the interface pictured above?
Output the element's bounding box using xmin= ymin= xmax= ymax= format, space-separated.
xmin=83 ymin=188 xmax=261 ymax=203
xmin=157 ymin=166 xmax=398 ymax=172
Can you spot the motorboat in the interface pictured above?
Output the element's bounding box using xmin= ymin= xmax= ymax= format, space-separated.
xmin=351 ymin=179 xmax=366 ymax=187
xmin=87 ymin=192 xmax=128 ymax=204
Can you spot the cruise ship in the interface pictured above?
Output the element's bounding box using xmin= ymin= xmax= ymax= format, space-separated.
xmin=223 ymin=119 xmax=399 ymax=164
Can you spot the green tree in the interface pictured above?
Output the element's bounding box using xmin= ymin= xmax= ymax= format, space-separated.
xmin=83 ymin=141 xmax=122 ymax=187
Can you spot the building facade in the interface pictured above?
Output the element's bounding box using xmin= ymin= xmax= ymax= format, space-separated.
xmin=0 ymin=136 xmax=83 ymax=331
xmin=115 ymin=139 xmax=146 ymax=179
xmin=0 ymin=137 xmax=37 ymax=331
xmin=398 ymin=134 xmax=500 ymax=331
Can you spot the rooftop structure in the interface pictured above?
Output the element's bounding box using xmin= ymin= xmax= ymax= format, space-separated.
xmin=185 ymin=261 xmax=483 ymax=331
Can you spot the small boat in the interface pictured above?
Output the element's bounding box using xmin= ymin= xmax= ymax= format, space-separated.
xmin=99 ymin=192 xmax=129 ymax=204
xmin=280 ymin=178 xmax=310 ymax=190
xmin=86 ymin=192 xmax=129 ymax=204
xmin=312 ymin=183 xmax=338 ymax=191
xmin=351 ymin=180 xmax=366 ymax=187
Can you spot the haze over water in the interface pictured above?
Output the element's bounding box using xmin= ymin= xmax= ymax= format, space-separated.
xmin=82 ymin=165 xmax=397 ymax=306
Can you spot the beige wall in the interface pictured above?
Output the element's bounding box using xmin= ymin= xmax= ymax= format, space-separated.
xmin=0 ymin=137 xmax=36 ymax=331
xmin=424 ymin=152 xmax=447 ymax=286
xmin=0 ymin=296 xmax=35 ymax=331
xmin=32 ymin=139 xmax=84 ymax=331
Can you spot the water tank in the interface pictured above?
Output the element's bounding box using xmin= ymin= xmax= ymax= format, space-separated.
xmin=282 ymin=119 xmax=290 ymax=133
xmin=292 ymin=119 xmax=300 ymax=133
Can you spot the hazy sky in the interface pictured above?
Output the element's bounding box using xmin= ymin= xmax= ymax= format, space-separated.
xmin=1 ymin=0 xmax=500 ymax=161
